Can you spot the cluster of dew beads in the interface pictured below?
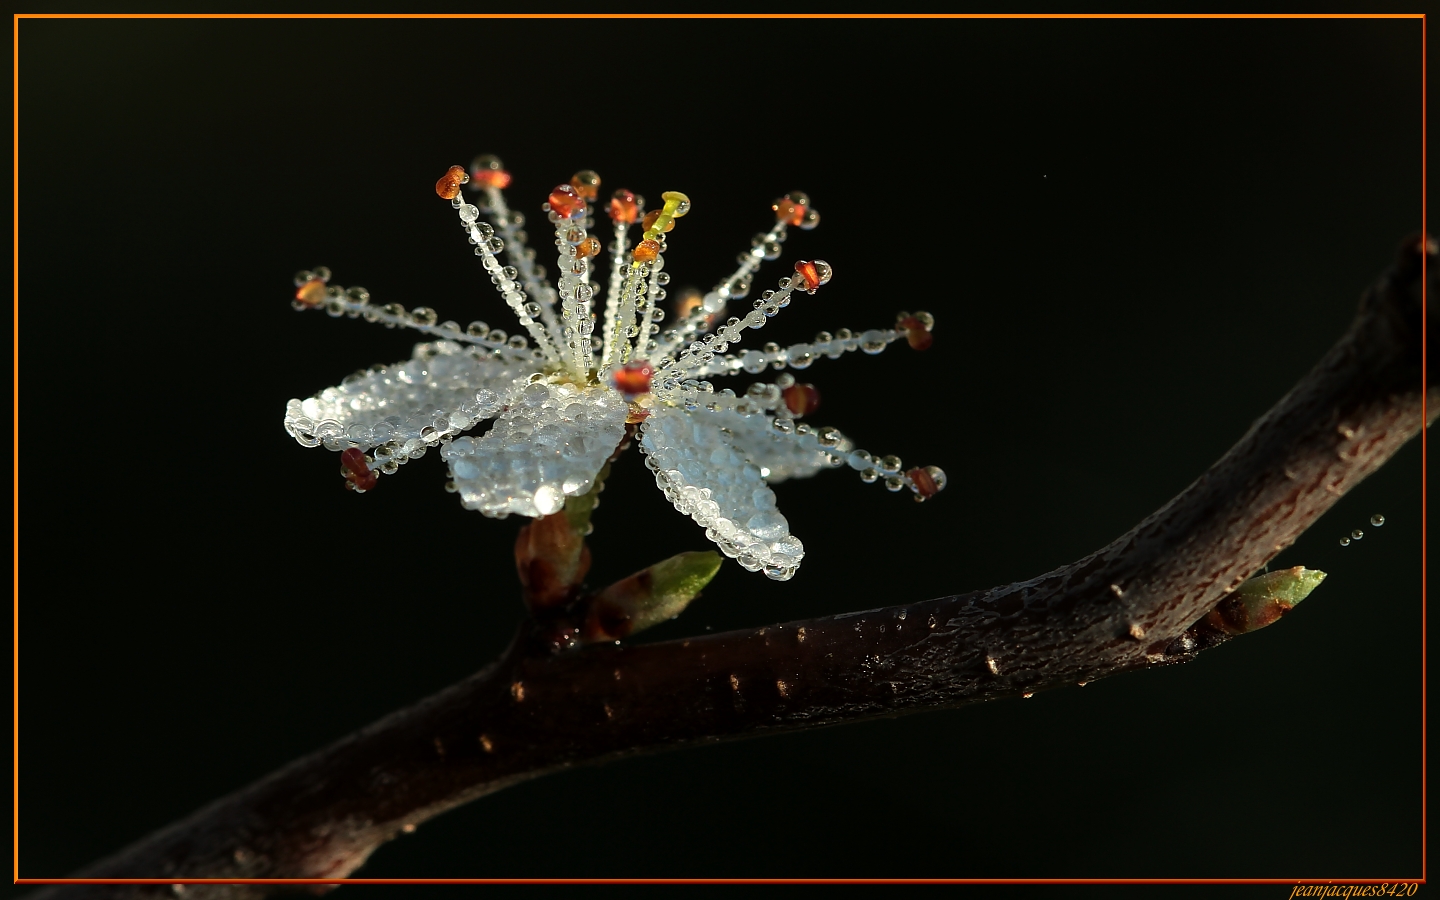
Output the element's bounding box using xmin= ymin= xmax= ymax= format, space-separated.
xmin=1339 ymin=514 xmax=1385 ymax=547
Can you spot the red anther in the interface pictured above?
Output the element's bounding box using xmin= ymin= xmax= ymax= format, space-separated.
xmin=548 ymin=183 xmax=584 ymax=218
xmin=906 ymin=467 xmax=939 ymax=501
xmin=294 ymin=278 xmax=327 ymax=307
xmin=641 ymin=210 xmax=675 ymax=234
xmin=435 ymin=165 xmax=468 ymax=200
xmin=632 ymin=239 xmax=661 ymax=263
xmin=341 ymin=447 xmax=377 ymax=491
xmin=575 ymin=237 xmax=602 ymax=260
xmin=569 ymin=170 xmax=601 ymax=201
xmin=898 ymin=316 xmax=933 ymax=351
xmin=613 ymin=362 xmax=654 ymax=396
xmin=794 ymin=260 xmax=821 ymax=293
xmin=609 ymin=189 xmax=639 ymax=224
xmin=773 ymin=197 xmax=808 ymax=227
xmin=781 ymin=382 xmax=821 ymax=417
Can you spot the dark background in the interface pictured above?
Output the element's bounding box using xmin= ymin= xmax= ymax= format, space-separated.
xmin=17 ymin=16 xmax=1423 ymax=882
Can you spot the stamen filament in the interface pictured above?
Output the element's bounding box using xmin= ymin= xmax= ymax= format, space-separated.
xmin=301 ymin=280 xmax=539 ymax=362
xmin=599 ymin=217 xmax=633 ymax=371
xmin=604 ymin=191 xmax=688 ymax=376
xmin=653 ymin=211 xmax=793 ymax=359
xmin=552 ymin=211 xmax=596 ymax=379
xmin=652 ymin=263 xmax=817 ymax=399
xmin=465 ymin=218 xmax=566 ymax=365
xmin=688 ymin=322 xmax=908 ymax=378
xmin=477 ymin=185 xmax=568 ymax=350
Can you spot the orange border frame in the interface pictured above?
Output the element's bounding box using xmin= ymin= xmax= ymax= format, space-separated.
xmin=11 ymin=10 xmax=1429 ymax=889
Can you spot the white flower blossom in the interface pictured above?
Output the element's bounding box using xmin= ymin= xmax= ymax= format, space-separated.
xmin=283 ymin=157 xmax=945 ymax=581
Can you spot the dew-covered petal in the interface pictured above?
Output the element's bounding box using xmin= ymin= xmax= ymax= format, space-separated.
xmin=718 ymin=408 xmax=835 ymax=484
xmin=639 ymin=405 xmax=805 ymax=581
xmin=443 ymin=381 xmax=628 ymax=518
xmin=282 ymin=341 xmax=531 ymax=454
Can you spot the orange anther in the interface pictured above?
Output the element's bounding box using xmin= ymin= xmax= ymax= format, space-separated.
xmin=773 ymin=197 xmax=808 ymax=227
xmin=548 ymin=183 xmax=584 ymax=218
xmin=781 ymin=383 xmax=821 ymax=417
xmin=471 ymin=168 xmax=512 ymax=189
xmin=794 ymin=260 xmax=821 ymax=293
xmin=898 ymin=315 xmax=933 ymax=351
xmin=570 ymin=170 xmax=601 ymax=201
xmin=632 ymin=239 xmax=660 ymax=263
xmin=435 ymin=165 xmax=468 ymax=200
xmin=613 ymin=363 xmax=653 ymax=396
xmin=609 ymin=189 xmax=639 ymax=224
xmin=906 ymin=467 xmax=939 ymax=501
xmin=295 ymin=278 xmax=327 ymax=307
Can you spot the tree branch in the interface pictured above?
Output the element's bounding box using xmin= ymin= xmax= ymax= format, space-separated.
xmin=38 ymin=237 xmax=1434 ymax=897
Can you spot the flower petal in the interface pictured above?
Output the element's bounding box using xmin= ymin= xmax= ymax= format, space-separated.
xmin=639 ymin=405 xmax=805 ymax=581
xmin=443 ymin=381 xmax=628 ymax=518
xmin=283 ymin=341 xmax=531 ymax=453
xmin=719 ymin=409 xmax=836 ymax=484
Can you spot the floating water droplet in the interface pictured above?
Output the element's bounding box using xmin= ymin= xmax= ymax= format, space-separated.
xmin=1339 ymin=537 xmax=1351 ymax=547
xmin=1351 ymin=529 xmax=1364 ymax=541
xmin=1370 ymin=514 xmax=1385 ymax=526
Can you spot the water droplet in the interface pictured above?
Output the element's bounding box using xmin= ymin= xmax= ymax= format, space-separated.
xmin=1370 ymin=514 xmax=1385 ymax=526
xmin=1350 ymin=529 xmax=1364 ymax=541
xmin=1339 ymin=537 xmax=1351 ymax=547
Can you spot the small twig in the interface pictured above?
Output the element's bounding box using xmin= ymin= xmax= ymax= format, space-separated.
xmin=35 ymin=237 xmax=1434 ymax=898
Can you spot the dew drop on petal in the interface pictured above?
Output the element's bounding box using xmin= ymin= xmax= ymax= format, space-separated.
xmin=746 ymin=510 xmax=789 ymax=540
xmin=533 ymin=484 xmax=563 ymax=516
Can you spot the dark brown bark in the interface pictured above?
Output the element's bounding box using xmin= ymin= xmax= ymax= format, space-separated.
xmin=32 ymin=237 xmax=1434 ymax=898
